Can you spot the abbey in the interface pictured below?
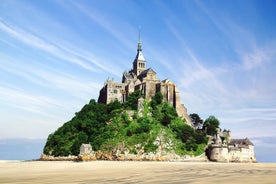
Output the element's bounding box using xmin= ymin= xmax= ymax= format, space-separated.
xmin=98 ymin=38 xmax=191 ymax=125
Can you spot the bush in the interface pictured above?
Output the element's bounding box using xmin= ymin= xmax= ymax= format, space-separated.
xmin=160 ymin=102 xmax=178 ymax=126
xmin=144 ymin=142 xmax=158 ymax=153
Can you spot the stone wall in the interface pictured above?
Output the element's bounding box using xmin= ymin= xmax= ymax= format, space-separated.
xmin=207 ymin=144 xmax=256 ymax=163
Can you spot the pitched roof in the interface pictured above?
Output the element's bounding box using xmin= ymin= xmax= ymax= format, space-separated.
xmin=161 ymin=79 xmax=173 ymax=84
xmin=135 ymin=51 xmax=145 ymax=61
xmin=229 ymin=138 xmax=254 ymax=146
xmin=139 ymin=68 xmax=156 ymax=76
xmin=123 ymin=72 xmax=134 ymax=79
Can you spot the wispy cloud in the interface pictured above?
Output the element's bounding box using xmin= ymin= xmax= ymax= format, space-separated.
xmin=163 ymin=4 xmax=276 ymax=141
xmin=195 ymin=0 xmax=276 ymax=71
xmin=0 ymin=85 xmax=58 ymax=115
xmin=0 ymin=21 xmax=122 ymax=77
xmin=0 ymin=53 xmax=102 ymax=101
xmin=166 ymin=20 xmax=228 ymax=95
xmin=71 ymin=1 xmax=135 ymax=51
xmin=241 ymin=46 xmax=276 ymax=70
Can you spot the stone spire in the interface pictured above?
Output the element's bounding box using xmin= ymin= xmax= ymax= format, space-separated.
xmin=135 ymin=30 xmax=145 ymax=61
xmin=137 ymin=29 xmax=142 ymax=52
xmin=132 ymin=30 xmax=146 ymax=76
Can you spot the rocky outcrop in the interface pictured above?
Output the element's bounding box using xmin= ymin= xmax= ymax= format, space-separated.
xmin=40 ymin=151 xmax=208 ymax=162
xmin=40 ymin=154 xmax=78 ymax=161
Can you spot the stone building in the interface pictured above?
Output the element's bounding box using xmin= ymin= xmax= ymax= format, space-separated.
xmin=206 ymin=129 xmax=256 ymax=162
xmin=98 ymin=37 xmax=191 ymax=125
xmin=79 ymin=144 xmax=93 ymax=155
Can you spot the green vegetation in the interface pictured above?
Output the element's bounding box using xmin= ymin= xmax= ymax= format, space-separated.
xmin=189 ymin=113 xmax=203 ymax=129
xmin=203 ymin=115 xmax=220 ymax=136
xmin=43 ymin=92 xmax=211 ymax=157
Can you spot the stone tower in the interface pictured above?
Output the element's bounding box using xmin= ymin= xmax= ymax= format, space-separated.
xmin=98 ymin=35 xmax=192 ymax=126
xmin=132 ymin=33 xmax=146 ymax=76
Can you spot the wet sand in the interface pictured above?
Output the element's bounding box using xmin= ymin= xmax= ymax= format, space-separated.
xmin=0 ymin=160 xmax=276 ymax=183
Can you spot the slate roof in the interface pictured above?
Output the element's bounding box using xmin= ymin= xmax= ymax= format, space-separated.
xmin=135 ymin=50 xmax=145 ymax=61
xmin=123 ymin=72 xmax=134 ymax=79
xmin=229 ymin=138 xmax=254 ymax=146
xmin=139 ymin=68 xmax=156 ymax=76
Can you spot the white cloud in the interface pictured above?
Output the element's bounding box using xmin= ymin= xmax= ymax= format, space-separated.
xmin=71 ymin=1 xmax=135 ymax=51
xmin=241 ymin=46 xmax=276 ymax=70
xmin=0 ymin=21 xmax=122 ymax=76
xmin=0 ymin=85 xmax=58 ymax=115
xmin=0 ymin=53 xmax=101 ymax=101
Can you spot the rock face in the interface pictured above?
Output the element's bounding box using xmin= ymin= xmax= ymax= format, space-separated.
xmin=98 ymin=40 xmax=192 ymax=126
xmin=40 ymin=154 xmax=78 ymax=161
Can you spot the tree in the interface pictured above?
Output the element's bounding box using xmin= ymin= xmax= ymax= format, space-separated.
xmin=189 ymin=113 xmax=203 ymax=129
xmin=152 ymin=92 xmax=163 ymax=104
xmin=150 ymin=92 xmax=163 ymax=110
xmin=181 ymin=124 xmax=195 ymax=142
xmin=170 ymin=118 xmax=185 ymax=138
xmin=160 ymin=102 xmax=178 ymax=126
xmin=124 ymin=90 xmax=144 ymax=110
xmin=203 ymin=115 xmax=220 ymax=136
xmin=194 ymin=130 xmax=208 ymax=144
xmin=107 ymin=99 xmax=122 ymax=113
xmin=186 ymin=137 xmax=197 ymax=151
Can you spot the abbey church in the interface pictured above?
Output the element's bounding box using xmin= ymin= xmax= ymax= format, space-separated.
xmin=98 ymin=37 xmax=191 ymax=125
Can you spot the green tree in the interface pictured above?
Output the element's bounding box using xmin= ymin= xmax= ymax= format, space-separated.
xmin=203 ymin=115 xmax=220 ymax=136
xmin=107 ymin=99 xmax=122 ymax=113
xmin=189 ymin=113 xmax=203 ymax=129
xmin=181 ymin=124 xmax=195 ymax=142
xmin=194 ymin=130 xmax=208 ymax=144
xmin=170 ymin=118 xmax=185 ymax=138
xmin=186 ymin=137 xmax=197 ymax=151
xmin=150 ymin=92 xmax=163 ymax=109
xmin=124 ymin=90 xmax=144 ymax=110
xmin=160 ymin=102 xmax=178 ymax=126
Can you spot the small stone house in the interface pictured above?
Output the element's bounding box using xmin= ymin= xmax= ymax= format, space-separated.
xmin=79 ymin=144 xmax=93 ymax=155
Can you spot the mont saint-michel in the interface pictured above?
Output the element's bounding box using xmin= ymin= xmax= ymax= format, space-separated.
xmin=42 ymin=38 xmax=256 ymax=163
xmin=98 ymin=37 xmax=192 ymax=126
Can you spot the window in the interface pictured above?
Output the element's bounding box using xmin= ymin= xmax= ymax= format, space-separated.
xmin=114 ymin=90 xmax=117 ymax=94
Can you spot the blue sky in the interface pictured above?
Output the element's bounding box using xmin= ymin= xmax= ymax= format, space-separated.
xmin=0 ymin=0 xmax=276 ymax=161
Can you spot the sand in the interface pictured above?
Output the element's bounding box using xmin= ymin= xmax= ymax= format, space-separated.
xmin=0 ymin=161 xmax=276 ymax=183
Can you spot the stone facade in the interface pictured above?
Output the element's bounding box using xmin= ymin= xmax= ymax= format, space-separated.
xmin=79 ymin=144 xmax=93 ymax=155
xmin=98 ymin=39 xmax=191 ymax=125
xmin=206 ymin=129 xmax=256 ymax=162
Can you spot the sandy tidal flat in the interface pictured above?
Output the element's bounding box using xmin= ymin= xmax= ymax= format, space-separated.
xmin=0 ymin=160 xmax=276 ymax=184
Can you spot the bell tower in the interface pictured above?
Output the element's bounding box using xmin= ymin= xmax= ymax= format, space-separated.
xmin=132 ymin=32 xmax=146 ymax=76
